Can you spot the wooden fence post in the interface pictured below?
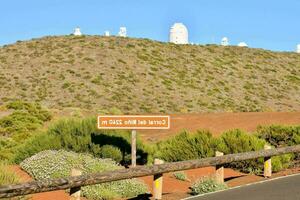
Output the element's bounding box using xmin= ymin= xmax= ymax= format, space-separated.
xmin=264 ymin=144 xmax=272 ymax=178
xmin=70 ymin=169 xmax=82 ymax=200
xmin=215 ymin=151 xmax=224 ymax=184
xmin=153 ymin=159 xmax=164 ymax=200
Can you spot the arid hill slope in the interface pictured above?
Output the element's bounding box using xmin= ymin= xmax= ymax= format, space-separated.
xmin=0 ymin=35 xmax=299 ymax=113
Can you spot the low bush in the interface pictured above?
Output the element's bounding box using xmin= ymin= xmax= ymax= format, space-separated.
xmin=173 ymin=171 xmax=188 ymax=181
xmin=154 ymin=130 xmax=218 ymax=162
xmin=190 ymin=177 xmax=228 ymax=195
xmin=256 ymin=125 xmax=300 ymax=147
xmin=0 ymin=111 xmax=42 ymax=136
xmin=0 ymin=162 xmax=20 ymax=186
xmin=0 ymin=100 xmax=52 ymax=162
xmin=13 ymin=132 xmax=62 ymax=164
xmin=47 ymin=117 xmax=149 ymax=164
xmin=0 ymin=137 xmax=19 ymax=161
xmin=256 ymin=125 xmax=300 ymax=162
xmin=217 ymin=129 xmax=292 ymax=174
xmin=6 ymin=100 xmax=52 ymax=122
xmin=47 ymin=118 xmax=98 ymax=153
xmin=100 ymin=145 xmax=122 ymax=163
xmin=20 ymin=150 xmax=148 ymax=199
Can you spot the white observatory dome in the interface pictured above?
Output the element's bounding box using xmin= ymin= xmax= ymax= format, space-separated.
xmin=118 ymin=27 xmax=127 ymax=37
xmin=238 ymin=42 xmax=248 ymax=47
xmin=169 ymin=23 xmax=189 ymax=44
xmin=104 ymin=31 xmax=110 ymax=36
xmin=73 ymin=27 xmax=82 ymax=36
xmin=221 ymin=37 xmax=229 ymax=46
xmin=297 ymin=44 xmax=300 ymax=53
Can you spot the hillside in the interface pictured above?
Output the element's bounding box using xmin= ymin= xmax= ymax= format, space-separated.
xmin=0 ymin=35 xmax=299 ymax=113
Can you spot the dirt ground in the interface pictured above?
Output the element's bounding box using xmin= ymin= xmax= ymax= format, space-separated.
xmin=139 ymin=112 xmax=300 ymax=142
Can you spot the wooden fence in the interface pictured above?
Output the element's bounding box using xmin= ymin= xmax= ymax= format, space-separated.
xmin=1 ymin=145 xmax=300 ymax=199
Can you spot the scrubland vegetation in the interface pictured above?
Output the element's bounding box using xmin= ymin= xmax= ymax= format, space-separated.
xmin=0 ymin=35 xmax=299 ymax=113
xmin=0 ymin=100 xmax=300 ymax=198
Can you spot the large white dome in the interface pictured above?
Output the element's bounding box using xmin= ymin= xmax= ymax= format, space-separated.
xmin=73 ymin=27 xmax=82 ymax=36
xmin=169 ymin=23 xmax=188 ymax=44
xmin=297 ymin=44 xmax=300 ymax=53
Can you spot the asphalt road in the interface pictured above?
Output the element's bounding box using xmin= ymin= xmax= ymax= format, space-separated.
xmin=187 ymin=173 xmax=300 ymax=200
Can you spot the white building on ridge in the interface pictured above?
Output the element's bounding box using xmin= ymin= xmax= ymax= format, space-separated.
xmin=73 ymin=27 xmax=82 ymax=36
xmin=221 ymin=37 xmax=229 ymax=46
xmin=118 ymin=27 xmax=127 ymax=37
xmin=169 ymin=23 xmax=189 ymax=44
xmin=297 ymin=44 xmax=300 ymax=53
xmin=104 ymin=31 xmax=110 ymax=36
xmin=238 ymin=42 xmax=248 ymax=47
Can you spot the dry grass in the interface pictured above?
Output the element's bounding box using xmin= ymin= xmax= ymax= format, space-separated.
xmin=0 ymin=35 xmax=299 ymax=113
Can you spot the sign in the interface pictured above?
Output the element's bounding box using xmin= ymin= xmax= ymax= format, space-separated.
xmin=97 ymin=115 xmax=170 ymax=130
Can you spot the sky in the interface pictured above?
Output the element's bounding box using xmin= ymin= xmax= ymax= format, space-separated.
xmin=0 ymin=0 xmax=299 ymax=52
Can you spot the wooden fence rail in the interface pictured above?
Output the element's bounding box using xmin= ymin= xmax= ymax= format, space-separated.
xmin=1 ymin=145 xmax=300 ymax=198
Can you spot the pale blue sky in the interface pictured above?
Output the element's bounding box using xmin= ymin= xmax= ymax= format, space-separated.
xmin=0 ymin=0 xmax=299 ymax=51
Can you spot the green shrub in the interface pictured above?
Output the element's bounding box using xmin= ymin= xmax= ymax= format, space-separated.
xmin=47 ymin=117 xmax=149 ymax=164
xmin=191 ymin=177 xmax=228 ymax=195
xmin=0 ymin=111 xmax=42 ymax=135
xmin=20 ymin=150 xmax=148 ymax=199
xmin=13 ymin=132 xmax=62 ymax=164
xmin=272 ymin=154 xmax=293 ymax=172
xmin=0 ymin=137 xmax=18 ymax=161
xmin=47 ymin=118 xmax=96 ymax=153
xmin=0 ymin=163 xmax=20 ymax=186
xmin=256 ymin=125 xmax=300 ymax=147
xmin=155 ymin=130 xmax=217 ymax=162
xmin=0 ymin=100 xmax=51 ymax=138
xmin=100 ymin=145 xmax=122 ymax=163
xmin=11 ymin=117 xmax=150 ymax=164
xmin=173 ymin=171 xmax=188 ymax=181
xmin=217 ymin=129 xmax=291 ymax=174
xmin=256 ymin=125 xmax=300 ymax=161
xmin=0 ymin=100 xmax=52 ymax=162
xmin=217 ymin=129 xmax=266 ymax=173
xmin=6 ymin=100 xmax=52 ymax=122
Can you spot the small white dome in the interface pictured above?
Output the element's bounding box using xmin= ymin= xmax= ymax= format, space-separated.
xmin=221 ymin=37 xmax=229 ymax=46
xmin=169 ymin=23 xmax=189 ymax=44
xmin=238 ymin=42 xmax=248 ymax=47
xmin=297 ymin=44 xmax=300 ymax=53
xmin=73 ymin=27 xmax=82 ymax=36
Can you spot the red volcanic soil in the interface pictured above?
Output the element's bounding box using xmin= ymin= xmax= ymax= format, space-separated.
xmin=140 ymin=112 xmax=300 ymax=142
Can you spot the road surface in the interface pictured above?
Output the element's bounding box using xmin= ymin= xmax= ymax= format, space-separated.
xmin=187 ymin=173 xmax=300 ymax=200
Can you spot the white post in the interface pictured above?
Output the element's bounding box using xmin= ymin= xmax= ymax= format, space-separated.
xmin=215 ymin=151 xmax=224 ymax=184
xmin=264 ymin=144 xmax=272 ymax=178
xmin=70 ymin=168 xmax=82 ymax=200
xmin=153 ymin=159 xmax=164 ymax=200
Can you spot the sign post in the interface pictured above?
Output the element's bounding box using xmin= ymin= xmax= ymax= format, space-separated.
xmin=98 ymin=115 xmax=170 ymax=167
xmin=131 ymin=130 xmax=137 ymax=167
